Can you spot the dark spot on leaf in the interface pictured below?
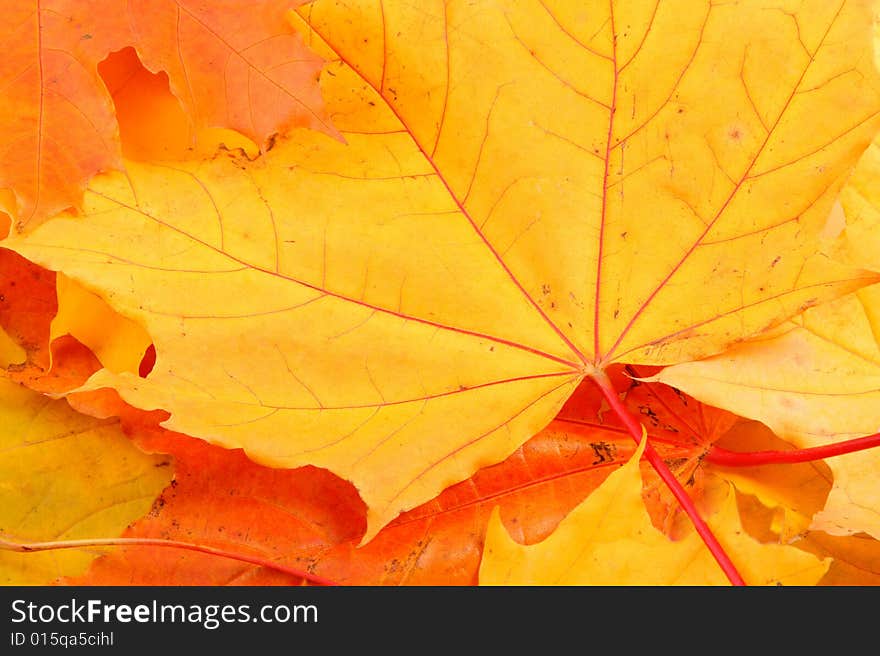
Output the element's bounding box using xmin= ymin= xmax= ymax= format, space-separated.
xmin=139 ymin=344 xmax=156 ymax=378
xmin=590 ymin=441 xmax=617 ymax=464
xmin=638 ymin=405 xmax=659 ymax=425
xmin=148 ymin=495 xmax=166 ymax=517
xmin=665 ymin=457 xmax=687 ymax=470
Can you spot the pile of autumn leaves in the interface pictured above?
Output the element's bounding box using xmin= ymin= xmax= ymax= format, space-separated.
xmin=3 ymin=0 xmax=880 ymax=585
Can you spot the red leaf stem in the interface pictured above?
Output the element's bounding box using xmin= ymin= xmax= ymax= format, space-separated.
xmin=589 ymin=370 xmax=746 ymax=586
xmin=0 ymin=535 xmax=339 ymax=587
xmin=706 ymin=432 xmax=880 ymax=466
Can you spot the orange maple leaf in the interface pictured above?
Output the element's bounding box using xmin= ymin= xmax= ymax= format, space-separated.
xmin=0 ymin=0 xmax=333 ymax=231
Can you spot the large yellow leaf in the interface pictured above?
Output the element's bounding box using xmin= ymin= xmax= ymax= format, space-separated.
xmin=6 ymin=0 xmax=880 ymax=537
xmin=0 ymin=377 xmax=171 ymax=583
xmin=479 ymin=440 xmax=829 ymax=585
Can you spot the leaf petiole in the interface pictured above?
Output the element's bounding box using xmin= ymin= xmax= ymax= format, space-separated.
xmin=0 ymin=534 xmax=339 ymax=586
xmin=706 ymin=432 xmax=880 ymax=467
xmin=589 ymin=370 xmax=746 ymax=586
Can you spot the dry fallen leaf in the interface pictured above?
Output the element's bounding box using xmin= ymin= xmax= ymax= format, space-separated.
xmin=0 ymin=377 xmax=171 ymax=584
xmin=0 ymin=1 xmax=121 ymax=231
xmin=0 ymin=0 xmax=331 ymax=231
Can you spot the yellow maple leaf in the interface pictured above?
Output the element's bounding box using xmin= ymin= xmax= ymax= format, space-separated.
xmin=0 ymin=377 xmax=171 ymax=584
